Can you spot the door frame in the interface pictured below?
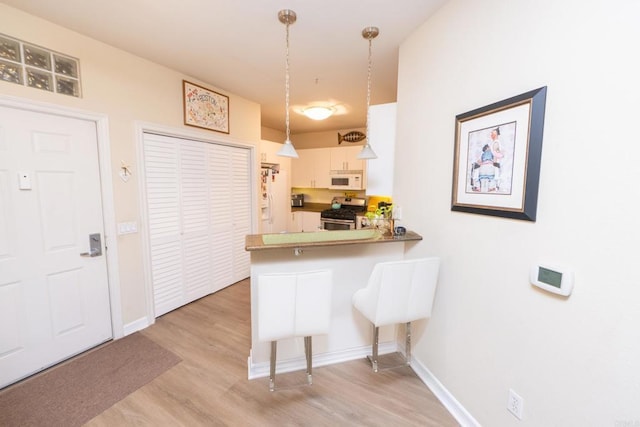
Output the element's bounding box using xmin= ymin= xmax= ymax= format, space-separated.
xmin=0 ymin=94 xmax=124 ymax=339
xmin=135 ymin=121 xmax=259 ymax=324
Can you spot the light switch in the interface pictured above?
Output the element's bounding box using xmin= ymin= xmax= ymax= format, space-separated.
xmin=117 ymin=221 xmax=138 ymax=235
xmin=18 ymin=171 xmax=32 ymax=190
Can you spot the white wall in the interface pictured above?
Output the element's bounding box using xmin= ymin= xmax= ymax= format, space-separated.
xmin=395 ymin=0 xmax=640 ymax=425
xmin=0 ymin=4 xmax=262 ymax=326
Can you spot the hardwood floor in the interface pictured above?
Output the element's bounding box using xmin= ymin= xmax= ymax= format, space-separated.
xmin=86 ymin=279 xmax=458 ymax=426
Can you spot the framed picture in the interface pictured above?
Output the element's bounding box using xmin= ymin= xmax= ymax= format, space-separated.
xmin=183 ymin=80 xmax=229 ymax=134
xmin=451 ymin=86 xmax=547 ymax=221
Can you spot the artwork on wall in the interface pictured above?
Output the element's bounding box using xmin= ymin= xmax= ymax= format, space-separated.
xmin=451 ymin=86 xmax=547 ymax=221
xmin=183 ymin=80 xmax=229 ymax=134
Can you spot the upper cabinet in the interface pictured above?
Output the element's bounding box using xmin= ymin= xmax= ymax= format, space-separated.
xmin=330 ymin=146 xmax=365 ymax=171
xmin=291 ymin=148 xmax=331 ymax=188
xmin=365 ymin=103 xmax=396 ymax=197
xmin=259 ymin=140 xmax=284 ymax=165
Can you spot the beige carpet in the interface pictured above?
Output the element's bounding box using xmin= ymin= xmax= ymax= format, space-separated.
xmin=0 ymin=332 xmax=181 ymax=427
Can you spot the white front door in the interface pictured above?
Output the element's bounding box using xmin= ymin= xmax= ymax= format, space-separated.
xmin=0 ymin=106 xmax=112 ymax=388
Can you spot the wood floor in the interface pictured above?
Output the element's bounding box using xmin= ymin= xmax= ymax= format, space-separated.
xmin=86 ymin=279 xmax=459 ymax=426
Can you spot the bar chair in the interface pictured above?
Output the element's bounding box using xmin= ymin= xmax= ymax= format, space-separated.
xmin=257 ymin=269 xmax=332 ymax=391
xmin=352 ymin=257 xmax=440 ymax=372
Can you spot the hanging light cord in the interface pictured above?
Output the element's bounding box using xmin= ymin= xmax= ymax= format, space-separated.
xmin=284 ymin=19 xmax=291 ymax=143
xmin=365 ymin=36 xmax=372 ymax=145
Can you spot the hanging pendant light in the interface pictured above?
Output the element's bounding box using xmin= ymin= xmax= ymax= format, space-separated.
xmin=357 ymin=26 xmax=379 ymax=160
xmin=276 ymin=9 xmax=299 ymax=158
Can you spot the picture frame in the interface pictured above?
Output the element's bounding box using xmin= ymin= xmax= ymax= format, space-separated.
xmin=451 ymin=86 xmax=547 ymax=221
xmin=183 ymin=80 xmax=229 ymax=134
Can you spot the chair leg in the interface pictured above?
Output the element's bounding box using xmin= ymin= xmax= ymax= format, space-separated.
xmin=269 ymin=341 xmax=277 ymax=392
xmin=304 ymin=336 xmax=313 ymax=385
xmin=405 ymin=322 xmax=412 ymax=366
xmin=366 ymin=325 xmax=380 ymax=372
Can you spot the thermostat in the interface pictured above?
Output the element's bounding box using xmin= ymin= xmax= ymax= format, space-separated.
xmin=530 ymin=264 xmax=574 ymax=296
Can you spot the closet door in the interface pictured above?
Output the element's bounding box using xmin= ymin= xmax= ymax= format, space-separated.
xmin=209 ymin=144 xmax=251 ymax=289
xmin=143 ymin=133 xmax=251 ymax=317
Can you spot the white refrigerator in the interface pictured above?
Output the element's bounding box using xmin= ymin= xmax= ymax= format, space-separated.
xmin=260 ymin=167 xmax=290 ymax=233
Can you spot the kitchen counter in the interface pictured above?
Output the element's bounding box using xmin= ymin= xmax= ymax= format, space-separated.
xmin=246 ymin=228 xmax=424 ymax=380
xmin=290 ymin=202 xmax=330 ymax=213
xmin=245 ymin=229 xmax=422 ymax=251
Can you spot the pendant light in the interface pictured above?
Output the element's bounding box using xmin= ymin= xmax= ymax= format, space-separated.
xmin=357 ymin=26 xmax=379 ymax=160
xmin=276 ymin=9 xmax=299 ymax=158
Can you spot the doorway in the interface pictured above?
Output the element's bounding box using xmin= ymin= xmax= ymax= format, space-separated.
xmin=0 ymin=97 xmax=120 ymax=388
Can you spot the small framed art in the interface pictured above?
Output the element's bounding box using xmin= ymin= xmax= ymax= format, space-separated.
xmin=183 ymin=80 xmax=229 ymax=134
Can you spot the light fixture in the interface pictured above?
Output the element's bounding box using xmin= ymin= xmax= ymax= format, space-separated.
xmin=357 ymin=26 xmax=379 ymax=160
xmin=302 ymin=106 xmax=335 ymax=121
xmin=276 ymin=9 xmax=299 ymax=158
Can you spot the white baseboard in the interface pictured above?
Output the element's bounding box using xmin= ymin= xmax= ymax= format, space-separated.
xmin=123 ymin=316 xmax=151 ymax=336
xmin=410 ymin=357 xmax=480 ymax=427
xmin=247 ymin=341 xmax=398 ymax=380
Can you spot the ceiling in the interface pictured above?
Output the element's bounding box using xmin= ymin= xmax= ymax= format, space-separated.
xmin=3 ymin=0 xmax=446 ymax=134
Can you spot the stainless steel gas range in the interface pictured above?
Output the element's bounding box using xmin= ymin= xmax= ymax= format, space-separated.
xmin=320 ymin=197 xmax=368 ymax=230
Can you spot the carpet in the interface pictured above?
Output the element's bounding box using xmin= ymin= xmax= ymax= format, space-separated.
xmin=0 ymin=332 xmax=181 ymax=427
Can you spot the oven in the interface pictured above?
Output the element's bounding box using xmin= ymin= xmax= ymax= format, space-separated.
xmin=320 ymin=217 xmax=356 ymax=230
xmin=320 ymin=196 xmax=367 ymax=231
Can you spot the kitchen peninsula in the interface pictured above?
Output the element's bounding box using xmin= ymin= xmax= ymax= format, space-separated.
xmin=245 ymin=229 xmax=422 ymax=379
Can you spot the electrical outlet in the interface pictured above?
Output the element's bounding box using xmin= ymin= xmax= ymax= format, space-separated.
xmin=507 ymin=389 xmax=524 ymax=420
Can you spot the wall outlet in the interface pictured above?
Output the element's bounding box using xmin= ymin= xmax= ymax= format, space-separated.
xmin=507 ymin=389 xmax=524 ymax=420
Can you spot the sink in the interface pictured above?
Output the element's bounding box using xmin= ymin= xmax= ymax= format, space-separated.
xmin=262 ymin=229 xmax=380 ymax=245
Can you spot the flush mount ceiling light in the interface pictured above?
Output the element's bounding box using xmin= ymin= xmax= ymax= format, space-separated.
xmin=302 ymin=106 xmax=335 ymax=121
xmin=276 ymin=9 xmax=299 ymax=158
xmin=357 ymin=26 xmax=379 ymax=160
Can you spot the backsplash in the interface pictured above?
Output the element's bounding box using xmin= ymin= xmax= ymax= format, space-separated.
xmin=291 ymin=187 xmax=366 ymax=204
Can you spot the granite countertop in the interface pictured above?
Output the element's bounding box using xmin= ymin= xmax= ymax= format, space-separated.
xmin=245 ymin=229 xmax=422 ymax=251
xmin=291 ymin=203 xmax=330 ymax=213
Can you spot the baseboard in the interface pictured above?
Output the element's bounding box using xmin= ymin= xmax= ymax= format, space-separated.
xmin=410 ymin=358 xmax=480 ymax=427
xmin=122 ymin=316 xmax=151 ymax=336
xmin=247 ymin=341 xmax=398 ymax=380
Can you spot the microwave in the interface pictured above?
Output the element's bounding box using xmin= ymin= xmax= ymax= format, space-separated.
xmin=329 ymin=172 xmax=363 ymax=190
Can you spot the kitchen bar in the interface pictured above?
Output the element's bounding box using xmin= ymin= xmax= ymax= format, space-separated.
xmin=245 ymin=229 xmax=422 ymax=379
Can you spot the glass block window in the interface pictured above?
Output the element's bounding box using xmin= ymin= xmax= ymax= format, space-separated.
xmin=0 ymin=33 xmax=81 ymax=97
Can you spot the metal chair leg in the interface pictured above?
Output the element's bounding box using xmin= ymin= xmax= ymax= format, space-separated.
xmin=304 ymin=336 xmax=313 ymax=385
xmin=366 ymin=325 xmax=380 ymax=372
xmin=269 ymin=341 xmax=277 ymax=392
xmin=405 ymin=322 xmax=412 ymax=366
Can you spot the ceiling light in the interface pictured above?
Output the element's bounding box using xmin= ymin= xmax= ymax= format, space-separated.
xmin=276 ymin=9 xmax=299 ymax=159
xmin=357 ymin=26 xmax=379 ymax=160
xmin=302 ymin=106 xmax=335 ymax=121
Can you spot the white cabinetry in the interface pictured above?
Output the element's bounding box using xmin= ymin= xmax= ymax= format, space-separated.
xmin=291 ymin=148 xmax=330 ymax=188
xmin=288 ymin=211 xmax=321 ymax=232
xmin=302 ymin=211 xmax=321 ymax=232
xmin=330 ymin=146 xmax=364 ymax=171
xmin=259 ymin=140 xmax=284 ymax=164
xmin=366 ymin=103 xmax=396 ymax=197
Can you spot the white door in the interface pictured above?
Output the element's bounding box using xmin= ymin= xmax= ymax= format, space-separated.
xmin=0 ymin=106 xmax=112 ymax=388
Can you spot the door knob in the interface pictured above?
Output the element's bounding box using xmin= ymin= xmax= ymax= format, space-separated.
xmin=80 ymin=233 xmax=102 ymax=257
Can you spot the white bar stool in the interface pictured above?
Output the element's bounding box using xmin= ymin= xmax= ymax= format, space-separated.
xmin=258 ymin=270 xmax=332 ymax=391
xmin=352 ymin=257 xmax=440 ymax=372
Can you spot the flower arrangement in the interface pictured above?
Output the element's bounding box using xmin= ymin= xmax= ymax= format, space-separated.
xmin=365 ymin=202 xmax=393 ymax=234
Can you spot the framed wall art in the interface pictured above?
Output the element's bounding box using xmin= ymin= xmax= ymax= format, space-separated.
xmin=451 ymin=86 xmax=547 ymax=221
xmin=183 ymin=80 xmax=229 ymax=134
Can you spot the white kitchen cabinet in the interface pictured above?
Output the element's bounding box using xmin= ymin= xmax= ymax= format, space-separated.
xmin=288 ymin=211 xmax=321 ymax=232
xmin=288 ymin=211 xmax=302 ymax=232
xmin=301 ymin=211 xmax=321 ymax=232
xmin=365 ymin=103 xmax=396 ymax=197
xmin=330 ymin=146 xmax=365 ymax=172
xmin=259 ymin=139 xmax=285 ymax=164
xmin=291 ymin=148 xmax=330 ymax=188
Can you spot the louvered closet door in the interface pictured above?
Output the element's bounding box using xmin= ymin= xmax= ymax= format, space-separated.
xmin=143 ymin=133 xmax=252 ymax=317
